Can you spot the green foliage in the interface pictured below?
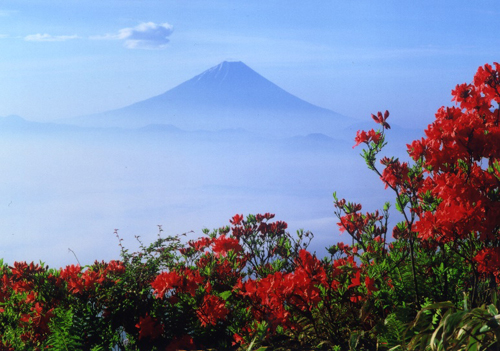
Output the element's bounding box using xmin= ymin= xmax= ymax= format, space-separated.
xmin=45 ymin=306 xmax=83 ymax=350
xmin=404 ymin=299 xmax=500 ymax=350
xmin=375 ymin=305 xmax=416 ymax=349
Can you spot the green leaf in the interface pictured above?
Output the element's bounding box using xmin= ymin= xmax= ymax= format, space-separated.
xmin=442 ymin=311 xmax=466 ymax=338
xmin=423 ymin=301 xmax=456 ymax=310
xmin=488 ymin=304 xmax=498 ymax=317
xmin=485 ymin=314 xmax=500 ymax=330
xmin=349 ymin=331 xmax=362 ymax=350
xmin=395 ymin=195 xmax=409 ymax=213
xmin=219 ymin=290 xmax=232 ymax=301
xmin=479 ymin=324 xmax=491 ymax=334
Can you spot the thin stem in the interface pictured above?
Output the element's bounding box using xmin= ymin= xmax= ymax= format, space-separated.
xmin=68 ymin=248 xmax=81 ymax=266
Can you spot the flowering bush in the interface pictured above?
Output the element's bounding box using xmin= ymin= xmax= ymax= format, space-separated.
xmin=0 ymin=62 xmax=498 ymax=350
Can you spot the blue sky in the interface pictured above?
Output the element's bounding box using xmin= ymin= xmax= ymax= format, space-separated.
xmin=0 ymin=1 xmax=498 ymax=129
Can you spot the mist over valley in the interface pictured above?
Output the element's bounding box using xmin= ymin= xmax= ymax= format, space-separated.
xmin=0 ymin=61 xmax=424 ymax=267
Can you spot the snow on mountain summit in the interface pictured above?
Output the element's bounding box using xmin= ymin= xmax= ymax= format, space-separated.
xmin=65 ymin=61 xmax=354 ymax=137
xmin=195 ymin=61 xmax=247 ymax=83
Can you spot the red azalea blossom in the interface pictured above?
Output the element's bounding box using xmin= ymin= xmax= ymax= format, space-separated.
xmin=350 ymin=294 xmax=363 ymax=303
xmin=181 ymin=268 xmax=203 ymax=296
xmin=371 ymin=110 xmax=391 ymax=129
xmin=135 ymin=314 xmax=163 ymax=340
xmin=165 ymin=334 xmax=197 ymax=351
xmin=230 ymin=213 xmax=244 ymax=225
xmin=233 ymin=333 xmax=245 ymax=346
xmin=187 ymin=237 xmax=213 ymax=252
xmin=348 ymin=270 xmax=361 ymax=289
xmin=380 ymin=161 xmax=409 ymax=189
xmin=474 ymin=248 xmax=500 ymax=274
xmin=151 ymin=271 xmax=182 ymax=298
xmin=105 ymin=260 xmax=125 ymax=275
xmin=196 ymin=295 xmax=229 ymax=327
xmin=365 ymin=276 xmax=378 ymax=295
xmin=407 ymin=138 xmax=426 ymax=160
xmin=353 ymin=129 xmax=382 ymax=148
xmin=211 ymin=235 xmax=243 ymax=256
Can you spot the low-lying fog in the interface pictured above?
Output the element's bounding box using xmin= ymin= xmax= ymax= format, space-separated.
xmin=0 ymin=122 xmax=422 ymax=268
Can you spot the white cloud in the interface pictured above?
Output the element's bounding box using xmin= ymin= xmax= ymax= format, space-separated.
xmin=89 ymin=33 xmax=119 ymax=40
xmin=92 ymin=22 xmax=174 ymax=49
xmin=24 ymin=33 xmax=79 ymax=42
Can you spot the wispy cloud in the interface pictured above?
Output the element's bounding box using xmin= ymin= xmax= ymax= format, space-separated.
xmin=91 ymin=22 xmax=174 ymax=49
xmin=24 ymin=33 xmax=79 ymax=42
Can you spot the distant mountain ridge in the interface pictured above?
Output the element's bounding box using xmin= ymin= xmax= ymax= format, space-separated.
xmin=64 ymin=61 xmax=354 ymax=137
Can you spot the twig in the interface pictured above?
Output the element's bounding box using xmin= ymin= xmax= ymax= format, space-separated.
xmin=68 ymin=248 xmax=81 ymax=266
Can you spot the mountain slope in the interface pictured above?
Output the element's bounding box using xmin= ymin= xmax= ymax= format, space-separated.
xmin=66 ymin=61 xmax=354 ymax=137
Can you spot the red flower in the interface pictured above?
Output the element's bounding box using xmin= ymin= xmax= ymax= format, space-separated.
xmin=350 ymin=294 xmax=363 ymax=303
xmin=60 ymin=264 xmax=84 ymax=294
xmin=232 ymin=333 xmax=245 ymax=346
xmin=165 ymin=334 xmax=197 ymax=351
xmin=407 ymin=138 xmax=426 ymax=161
xmin=188 ymin=236 xmax=213 ymax=252
xmin=365 ymin=276 xmax=378 ymax=295
xmin=151 ymin=271 xmax=182 ymax=298
xmin=211 ymin=235 xmax=243 ymax=256
xmin=380 ymin=160 xmax=409 ymax=189
xmin=135 ymin=314 xmax=163 ymax=340
xmin=348 ymin=271 xmax=361 ymax=289
xmin=371 ymin=110 xmax=391 ymax=129
xmin=60 ymin=264 xmax=81 ymax=280
xmin=105 ymin=260 xmax=125 ymax=275
xmin=196 ymin=295 xmax=229 ymax=327
xmin=230 ymin=214 xmax=244 ymax=225
xmin=181 ymin=268 xmax=203 ymax=296
xmin=81 ymin=269 xmax=105 ymax=290
xmin=474 ymin=248 xmax=500 ymax=274
xmin=353 ymin=129 xmax=382 ymax=148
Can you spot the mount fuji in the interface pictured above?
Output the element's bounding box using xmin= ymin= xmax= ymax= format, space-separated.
xmin=66 ymin=61 xmax=353 ymax=137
